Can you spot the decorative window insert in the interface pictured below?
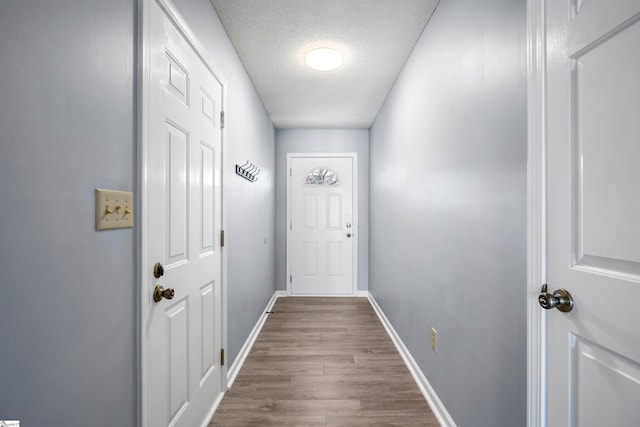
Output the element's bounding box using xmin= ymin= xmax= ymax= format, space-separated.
xmin=303 ymin=168 xmax=341 ymax=186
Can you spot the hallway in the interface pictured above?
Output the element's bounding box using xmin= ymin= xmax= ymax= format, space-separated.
xmin=210 ymin=297 xmax=438 ymax=426
xmin=0 ymin=0 xmax=528 ymax=425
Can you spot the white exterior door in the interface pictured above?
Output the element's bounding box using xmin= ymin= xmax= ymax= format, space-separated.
xmin=544 ymin=0 xmax=640 ymax=425
xmin=288 ymin=155 xmax=356 ymax=295
xmin=142 ymin=1 xmax=225 ymax=426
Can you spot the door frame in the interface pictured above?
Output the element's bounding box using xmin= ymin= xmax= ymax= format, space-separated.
xmin=137 ymin=0 xmax=229 ymax=425
xmin=526 ymin=0 xmax=546 ymax=425
xmin=286 ymin=153 xmax=358 ymax=296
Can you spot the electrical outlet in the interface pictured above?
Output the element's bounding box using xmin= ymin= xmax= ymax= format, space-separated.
xmin=431 ymin=327 xmax=437 ymax=352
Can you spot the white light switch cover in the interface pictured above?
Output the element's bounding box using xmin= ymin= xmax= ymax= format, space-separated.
xmin=95 ymin=189 xmax=134 ymax=230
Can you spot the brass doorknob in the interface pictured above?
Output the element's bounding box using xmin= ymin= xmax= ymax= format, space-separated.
xmin=153 ymin=285 xmax=175 ymax=303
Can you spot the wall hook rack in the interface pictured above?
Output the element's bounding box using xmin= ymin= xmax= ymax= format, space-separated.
xmin=236 ymin=160 xmax=260 ymax=182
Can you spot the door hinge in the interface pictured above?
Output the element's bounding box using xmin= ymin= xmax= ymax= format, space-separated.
xmin=290 ymin=168 xmax=292 ymax=176
xmin=220 ymin=230 xmax=225 ymax=247
xmin=290 ymin=221 xmax=292 ymax=230
xmin=290 ymin=275 xmax=292 ymax=284
xmin=220 ymin=348 xmax=225 ymax=366
xmin=220 ymin=111 xmax=225 ymax=128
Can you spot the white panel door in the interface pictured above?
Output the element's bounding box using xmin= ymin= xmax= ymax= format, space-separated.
xmin=143 ymin=1 xmax=223 ymax=426
xmin=545 ymin=0 xmax=640 ymax=425
xmin=288 ymin=156 xmax=355 ymax=295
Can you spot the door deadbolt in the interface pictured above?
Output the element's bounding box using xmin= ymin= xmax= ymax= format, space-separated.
xmin=153 ymin=285 xmax=175 ymax=302
xmin=538 ymin=284 xmax=574 ymax=312
xmin=153 ymin=262 xmax=164 ymax=278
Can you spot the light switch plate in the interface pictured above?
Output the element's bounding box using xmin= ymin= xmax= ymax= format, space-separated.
xmin=95 ymin=189 xmax=134 ymax=230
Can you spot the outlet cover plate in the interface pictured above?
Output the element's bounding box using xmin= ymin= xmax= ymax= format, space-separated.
xmin=95 ymin=189 xmax=134 ymax=230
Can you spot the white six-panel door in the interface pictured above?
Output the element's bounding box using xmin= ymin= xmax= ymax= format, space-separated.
xmin=288 ymin=155 xmax=356 ymax=295
xmin=142 ymin=1 xmax=225 ymax=426
xmin=545 ymin=0 xmax=640 ymax=425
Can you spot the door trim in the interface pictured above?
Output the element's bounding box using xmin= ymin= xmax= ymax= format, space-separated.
xmin=526 ymin=0 xmax=546 ymax=425
xmin=137 ymin=0 xmax=229 ymax=425
xmin=286 ymin=153 xmax=358 ymax=296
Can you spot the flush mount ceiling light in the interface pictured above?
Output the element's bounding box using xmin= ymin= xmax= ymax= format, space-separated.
xmin=305 ymin=47 xmax=343 ymax=71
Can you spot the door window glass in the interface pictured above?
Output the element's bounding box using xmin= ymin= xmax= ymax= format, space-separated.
xmin=303 ymin=168 xmax=341 ymax=186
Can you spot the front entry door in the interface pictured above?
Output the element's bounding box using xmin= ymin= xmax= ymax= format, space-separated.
xmin=142 ymin=1 xmax=224 ymax=426
xmin=288 ymin=155 xmax=356 ymax=295
xmin=545 ymin=0 xmax=640 ymax=424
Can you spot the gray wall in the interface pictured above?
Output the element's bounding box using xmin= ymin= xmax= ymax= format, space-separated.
xmin=0 ymin=0 xmax=274 ymax=425
xmin=0 ymin=1 xmax=136 ymax=425
xmin=369 ymin=0 xmax=527 ymax=426
xmin=275 ymin=129 xmax=369 ymax=292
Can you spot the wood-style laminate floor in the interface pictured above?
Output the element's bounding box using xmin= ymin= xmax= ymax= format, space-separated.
xmin=209 ymin=297 xmax=440 ymax=426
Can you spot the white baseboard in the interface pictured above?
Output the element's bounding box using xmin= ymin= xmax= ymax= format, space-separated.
xmin=226 ymin=291 xmax=280 ymax=388
xmin=199 ymin=391 xmax=225 ymax=427
xmin=203 ymin=292 xmax=279 ymax=425
xmin=281 ymin=291 xmax=369 ymax=297
xmin=367 ymin=293 xmax=457 ymax=427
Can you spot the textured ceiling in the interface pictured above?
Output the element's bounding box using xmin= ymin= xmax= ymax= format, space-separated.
xmin=210 ymin=0 xmax=439 ymax=129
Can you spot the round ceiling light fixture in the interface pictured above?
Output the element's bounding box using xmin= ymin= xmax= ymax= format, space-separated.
xmin=305 ymin=47 xmax=343 ymax=71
